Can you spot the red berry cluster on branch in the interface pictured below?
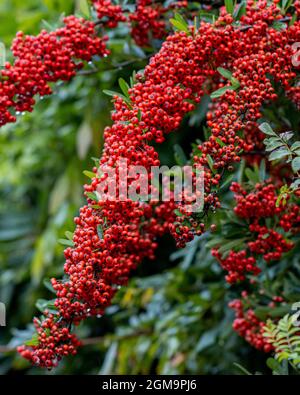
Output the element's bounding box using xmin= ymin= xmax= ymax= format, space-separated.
xmin=92 ymin=0 xmax=126 ymax=28
xmin=229 ymin=294 xmax=274 ymax=353
xmin=212 ymin=181 xmax=299 ymax=283
xmin=19 ymin=1 xmax=300 ymax=367
xmin=0 ymin=16 xmax=109 ymax=127
xmin=129 ymin=0 xmax=188 ymax=46
xmin=18 ymin=314 xmax=81 ymax=368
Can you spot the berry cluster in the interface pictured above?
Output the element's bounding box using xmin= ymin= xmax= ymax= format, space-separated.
xmin=0 ymin=16 xmax=109 ymax=127
xmin=93 ymin=0 xmax=126 ymax=28
xmin=20 ymin=1 xmax=300 ymax=367
xmin=18 ymin=314 xmax=81 ymax=368
xmin=129 ymin=0 xmax=188 ymax=46
xmin=212 ymin=182 xmax=299 ymax=283
xmin=229 ymin=295 xmax=274 ymax=352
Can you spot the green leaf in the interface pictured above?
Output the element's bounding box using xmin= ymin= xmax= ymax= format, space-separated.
xmin=233 ymin=1 xmax=246 ymax=20
xmin=210 ymin=85 xmax=236 ymax=99
xmin=292 ymin=157 xmax=300 ymax=173
xmin=245 ymin=168 xmax=259 ymax=184
xmin=174 ymin=144 xmax=187 ymax=166
xmin=97 ymin=224 xmax=104 ymax=240
xmin=218 ymin=238 xmax=246 ymax=255
xmin=78 ymin=0 xmax=90 ymax=18
xmin=170 ymin=17 xmax=190 ymax=35
xmin=269 ymin=148 xmax=290 ymax=161
xmin=137 ymin=109 xmax=142 ymax=122
xmin=216 ymin=137 xmax=225 ymax=147
xmin=118 ymin=78 xmax=130 ymax=98
xmin=259 ymin=122 xmax=276 ymax=136
xmin=36 ymin=299 xmax=58 ymax=314
xmin=233 ymin=362 xmax=252 ymax=375
xmin=65 ymin=231 xmax=73 ymax=241
xmin=206 ymin=154 xmax=216 ymax=173
xmin=259 ymin=159 xmax=266 ymax=181
xmin=231 ymin=77 xmax=240 ymax=88
xmin=43 ymin=279 xmax=55 ymax=294
xmin=217 ymin=67 xmax=232 ymax=80
xmin=174 ymin=13 xmax=189 ymax=28
xmin=272 ymin=21 xmax=286 ymax=31
xmin=265 ymin=140 xmax=284 ymax=152
xmin=225 ymin=0 xmax=234 ymax=14
xmin=86 ymin=192 xmax=98 ymax=201
xmin=103 ymin=90 xmax=131 ymax=106
xmin=266 ymin=358 xmax=283 ymax=374
xmin=291 ymin=142 xmax=300 ymax=151
xmin=58 ymin=238 xmax=74 ymax=247
xmin=83 ymin=170 xmax=96 ymax=179
xmin=220 ymin=174 xmax=234 ymax=190
xmin=25 ymin=333 xmax=39 ymax=347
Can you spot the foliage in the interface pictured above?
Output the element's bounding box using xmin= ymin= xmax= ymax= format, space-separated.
xmin=0 ymin=0 xmax=299 ymax=375
xmin=264 ymin=314 xmax=300 ymax=369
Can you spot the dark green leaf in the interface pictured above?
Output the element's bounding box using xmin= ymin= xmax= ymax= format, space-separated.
xmin=58 ymin=238 xmax=74 ymax=247
xmin=225 ymin=0 xmax=234 ymax=14
xmin=210 ymin=85 xmax=236 ymax=99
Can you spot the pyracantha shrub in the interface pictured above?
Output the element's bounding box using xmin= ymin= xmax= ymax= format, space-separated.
xmin=13 ymin=0 xmax=300 ymax=370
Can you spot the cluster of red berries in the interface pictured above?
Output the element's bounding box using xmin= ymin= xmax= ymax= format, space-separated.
xmin=18 ymin=313 xmax=80 ymax=368
xmin=92 ymin=0 xmax=126 ymax=28
xmin=129 ymin=0 xmax=187 ymax=46
xmin=229 ymin=296 xmax=273 ymax=353
xmin=212 ymin=182 xmax=299 ymax=283
xmin=0 ymin=16 xmax=109 ymax=127
xmin=20 ymin=1 xmax=300 ymax=367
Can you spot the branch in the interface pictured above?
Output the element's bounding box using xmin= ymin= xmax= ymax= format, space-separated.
xmin=0 ymin=329 xmax=151 ymax=354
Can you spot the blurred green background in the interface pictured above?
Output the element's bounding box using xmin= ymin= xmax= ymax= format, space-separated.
xmin=0 ymin=0 xmax=278 ymax=375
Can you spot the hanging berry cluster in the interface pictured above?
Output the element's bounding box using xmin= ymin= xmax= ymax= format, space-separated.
xmin=18 ymin=0 xmax=300 ymax=368
xmin=0 ymin=15 xmax=109 ymax=127
xmin=229 ymin=291 xmax=285 ymax=353
xmin=212 ymin=181 xmax=300 ymax=284
xmin=129 ymin=0 xmax=188 ymax=46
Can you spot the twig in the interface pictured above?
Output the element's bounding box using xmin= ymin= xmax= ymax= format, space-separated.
xmin=0 ymin=329 xmax=151 ymax=354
